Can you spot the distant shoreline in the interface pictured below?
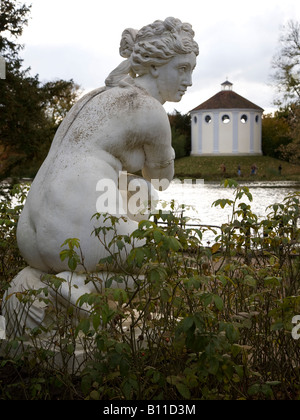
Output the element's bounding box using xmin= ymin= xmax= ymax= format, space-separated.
xmin=1 ymin=155 xmax=300 ymax=190
xmin=174 ymin=155 xmax=300 ymax=184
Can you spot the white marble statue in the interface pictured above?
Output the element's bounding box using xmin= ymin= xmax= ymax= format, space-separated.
xmin=2 ymin=17 xmax=198 ymax=339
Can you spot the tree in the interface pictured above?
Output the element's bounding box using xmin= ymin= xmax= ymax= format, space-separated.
xmin=41 ymin=80 xmax=81 ymax=126
xmin=272 ymin=20 xmax=300 ymax=106
xmin=0 ymin=0 xmax=80 ymax=178
xmin=262 ymin=112 xmax=292 ymax=159
xmin=0 ymin=0 xmax=30 ymax=64
xmin=168 ymin=110 xmax=191 ymax=159
xmin=271 ymin=20 xmax=300 ymax=164
xmin=276 ymin=105 xmax=300 ymax=164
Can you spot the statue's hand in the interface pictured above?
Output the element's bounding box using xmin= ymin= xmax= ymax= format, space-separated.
xmin=119 ymin=173 xmax=159 ymax=222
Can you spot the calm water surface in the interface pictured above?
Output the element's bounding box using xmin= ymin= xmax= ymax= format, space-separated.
xmin=2 ymin=179 xmax=299 ymax=243
xmin=158 ymin=180 xmax=300 ymax=242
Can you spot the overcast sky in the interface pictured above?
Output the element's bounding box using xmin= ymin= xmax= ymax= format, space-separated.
xmin=18 ymin=0 xmax=300 ymax=115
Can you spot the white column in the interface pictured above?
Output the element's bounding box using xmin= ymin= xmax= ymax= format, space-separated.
xmin=250 ymin=113 xmax=255 ymax=154
xmin=198 ymin=113 xmax=202 ymax=154
xmin=232 ymin=111 xmax=239 ymax=154
xmin=213 ymin=111 xmax=219 ymax=154
xmin=258 ymin=113 xmax=263 ymax=154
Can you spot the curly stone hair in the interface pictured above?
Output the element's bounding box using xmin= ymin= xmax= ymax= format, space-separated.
xmin=105 ymin=17 xmax=199 ymax=88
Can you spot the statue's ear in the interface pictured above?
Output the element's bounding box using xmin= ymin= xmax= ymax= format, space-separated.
xmin=149 ymin=65 xmax=159 ymax=78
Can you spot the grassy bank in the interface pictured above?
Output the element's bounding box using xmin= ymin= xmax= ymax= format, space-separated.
xmin=175 ymin=156 xmax=300 ymax=182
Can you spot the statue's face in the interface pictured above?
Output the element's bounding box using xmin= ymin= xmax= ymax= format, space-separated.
xmin=155 ymin=52 xmax=197 ymax=103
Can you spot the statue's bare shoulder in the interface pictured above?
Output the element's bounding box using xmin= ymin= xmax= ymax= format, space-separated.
xmin=112 ymin=80 xmax=171 ymax=141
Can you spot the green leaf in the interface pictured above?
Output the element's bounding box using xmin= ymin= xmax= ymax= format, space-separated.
xmin=61 ymin=238 xmax=80 ymax=249
xmin=211 ymin=243 xmax=221 ymax=254
xmin=112 ymin=288 xmax=128 ymax=304
xmin=160 ymin=288 xmax=171 ymax=302
xmin=46 ymin=275 xmax=65 ymax=290
xmin=181 ymin=317 xmax=194 ymax=332
xmin=244 ymin=275 xmax=256 ymax=287
xmin=234 ymin=365 xmax=244 ymax=378
xmin=120 ymin=358 xmax=130 ymax=377
xmin=223 ymin=323 xmax=240 ymax=343
xmin=271 ymin=322 xmax=284 ymax=331
xmin=149 ymin=268 xmax=160 ymax=283
xmin=208 ymin=357 xmax=219 ymax=375
xmin=212 ymin=199 xmax=234 ymax=209
xmin=68 ymin=255 xmax=78 ymax=271
xmin=149 ymin=266 xmax=167 ymax=283
xmin=153 ymin=371 xmax=161 ymax=384
xmin=223 ymin=179 xmax=239 ymax=189
xmin=176 ymin=382 xmax=191 ymax=400
xmin=90 ymin=390 xmax=100 ymax=400
xmin=166 ymin=236 xmax=182 ymax=251
xmin=243 ymin=187 xmax=253 ymax=202
xmin=202 ymin=293 xmax=213 ymax=307
xmin=248 ymin=384 xmax=261 ymax=396
xmin=66 ymin=344 xmax=75 ymax=355
xmin=153 ymin=230 xmax=163 ymax=243
xmin=78 ymin=318 xmax=90 ymax=335
xmin=135 ymin=248 xmax=145 ymax=265
xmin=167 ymin=375 xmax=180 ymax=385
xmin=116 ymin=239 xmax=125 ymax=250
xmin=266 ymin=381 xmax=281 ymax=387
xmin=59 ymin=249 xmax=70 ymax=262
xmin=213 ymin=295 xmax=224 ymax=311
xmin=92 ymin=314 xmax=101 ymax=331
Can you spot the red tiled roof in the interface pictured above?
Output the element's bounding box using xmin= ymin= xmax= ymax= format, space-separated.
xmin=190 ymin=90 xmax=264 ymax=112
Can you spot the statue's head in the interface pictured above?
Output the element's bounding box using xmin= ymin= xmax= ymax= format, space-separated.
xmin=105 ymin=17 xmax=199 ymax=102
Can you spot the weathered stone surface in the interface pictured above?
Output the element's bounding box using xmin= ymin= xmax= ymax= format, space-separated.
xmin=2 ymin=17 xmax=198 ymax=347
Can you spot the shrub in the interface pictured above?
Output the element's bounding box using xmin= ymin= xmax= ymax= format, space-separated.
xmin=0 ymin=180 xmax=299 ymax=400
xmin=0 ymin=182 xmax=28 ymax=297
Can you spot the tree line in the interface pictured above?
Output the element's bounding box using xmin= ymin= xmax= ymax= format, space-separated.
xmin=0 ymin=0 xmax=80 ymax=179
xmin=262 ymin=20 xmax=300 ymax=164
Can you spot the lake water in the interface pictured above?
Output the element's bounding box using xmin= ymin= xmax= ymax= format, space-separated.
xmin=1 ymin=179 xmax=299 ymax=244
xmin=158 ymin=180 xmax=300 ymax=243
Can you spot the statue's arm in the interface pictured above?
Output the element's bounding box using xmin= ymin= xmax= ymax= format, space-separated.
xmin=140 ymin=107 xmax=175 ymax=189
xmin=142 ymin=147 xmax=175 ymax=189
